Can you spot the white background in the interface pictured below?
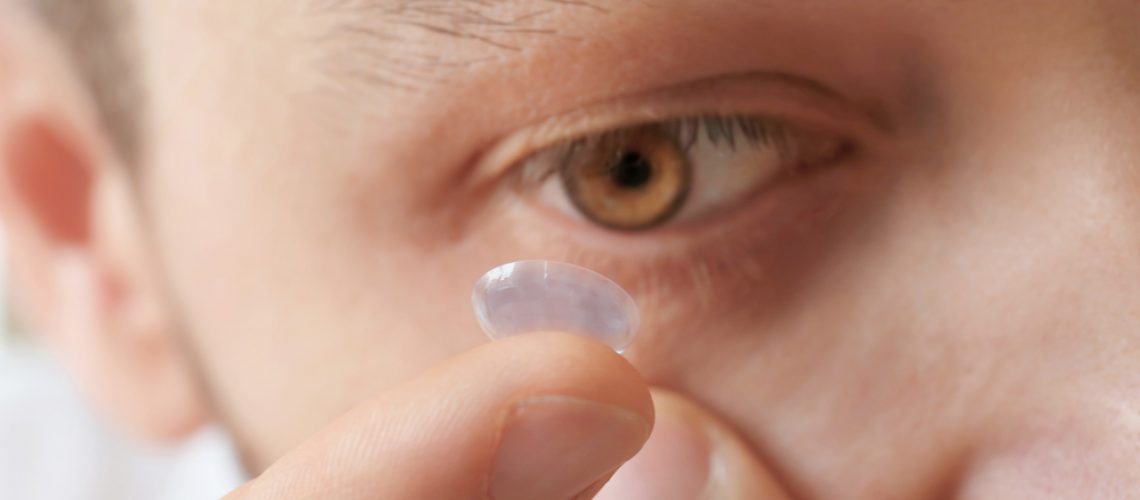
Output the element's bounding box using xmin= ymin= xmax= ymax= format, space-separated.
xmin=0 ymin=227 xmax=244 ymax=500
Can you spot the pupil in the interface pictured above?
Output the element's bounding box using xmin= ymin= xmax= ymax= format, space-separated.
xmin=610 ymin=151 xmax=654 ymax=189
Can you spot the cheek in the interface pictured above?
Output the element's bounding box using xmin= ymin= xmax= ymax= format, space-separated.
xmin=957 ymin=419 xmax=1140 ymax=499
xmin=693 ymin=120 xmax=1140 ymax=497
xmin=148 ymin=170 xmax=496 ymax=467
xmin=143 ymin=101 xmax=498 ymax=469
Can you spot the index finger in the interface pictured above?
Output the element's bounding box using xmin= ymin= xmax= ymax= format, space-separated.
xmin=226 ymin=332 xmax=654 ymax=500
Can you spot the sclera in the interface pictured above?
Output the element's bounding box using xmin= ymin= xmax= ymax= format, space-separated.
xmin=472 ymin=260 xmax=640 ymax=352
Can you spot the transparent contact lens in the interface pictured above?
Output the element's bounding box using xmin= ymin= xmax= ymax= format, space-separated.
xmin=472 ymin=260 xmax=640 ymax=352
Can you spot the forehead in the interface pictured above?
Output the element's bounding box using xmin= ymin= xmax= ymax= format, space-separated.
xmin=133 ymin=0 xmax=1134 ymax=95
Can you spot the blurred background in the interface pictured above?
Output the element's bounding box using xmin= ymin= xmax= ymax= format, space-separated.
xmin=0 ymin=225 xmax=244 ymax=499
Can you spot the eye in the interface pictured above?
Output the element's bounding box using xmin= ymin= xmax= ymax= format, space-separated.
xmin=522 ymin=115 xmax=850 ymax=232
xmin=561 ymin=126 xmax=691 ymax=230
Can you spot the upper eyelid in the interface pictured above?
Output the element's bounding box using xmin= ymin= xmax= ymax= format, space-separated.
xmin=556 ymin=116 xmax=797 ymax=160
xmin=465 ymin=70 xmax=890 ymax=188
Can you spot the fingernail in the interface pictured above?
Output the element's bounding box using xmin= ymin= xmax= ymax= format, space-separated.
xmin=491 ymin=396 xmax=651 ymax=500
xmin=595 ymin=410 xmax=711 ymax=500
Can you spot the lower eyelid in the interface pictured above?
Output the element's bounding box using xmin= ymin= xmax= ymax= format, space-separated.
xmin=498 ymin=157 xmax=879 ymax=328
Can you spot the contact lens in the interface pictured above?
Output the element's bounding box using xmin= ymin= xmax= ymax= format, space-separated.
xmin=472 ymin=260 xmax=640 ymax=352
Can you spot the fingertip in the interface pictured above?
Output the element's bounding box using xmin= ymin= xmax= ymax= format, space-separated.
xmin=467 ymin=331 xmax=655 ymax=425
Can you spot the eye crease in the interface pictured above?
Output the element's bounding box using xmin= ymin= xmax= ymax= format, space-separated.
xmin=523 ymin=114 xmax=850 ymax=232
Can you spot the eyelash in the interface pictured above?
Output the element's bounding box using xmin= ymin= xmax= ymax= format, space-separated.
xmin=601 ymin=115 xmax=793 ymax=151
xmin=521 ymin=114 xmax=800 ymax=184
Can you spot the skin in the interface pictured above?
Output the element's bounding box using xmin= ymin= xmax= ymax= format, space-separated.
xmin=1 ymin=0 xmax=1139 ymax=498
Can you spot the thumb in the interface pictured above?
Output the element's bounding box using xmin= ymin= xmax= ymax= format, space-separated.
xmin=595 ymin=389 xmax=791 ymax=500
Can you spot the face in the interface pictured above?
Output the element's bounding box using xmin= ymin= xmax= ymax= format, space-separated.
xmin=13 ymin=0 xmax=1140 ymax=497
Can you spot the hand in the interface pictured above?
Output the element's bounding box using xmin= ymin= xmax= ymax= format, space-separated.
xmin=225 ymin=332 xmax=651 ymax=500
xmin=225 ymin=332 xmax=790 ymax=499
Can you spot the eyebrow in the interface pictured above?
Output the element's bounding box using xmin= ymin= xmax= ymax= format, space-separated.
xmin=305 ymin=0 xmax=610 ymax=91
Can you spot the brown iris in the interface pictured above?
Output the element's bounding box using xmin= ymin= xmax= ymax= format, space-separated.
xmin=560 ymin=125 xmax=691 ymax=231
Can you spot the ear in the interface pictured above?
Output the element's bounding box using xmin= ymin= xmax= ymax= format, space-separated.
xmin=0 ymin=4 xmax=209 ymax=441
